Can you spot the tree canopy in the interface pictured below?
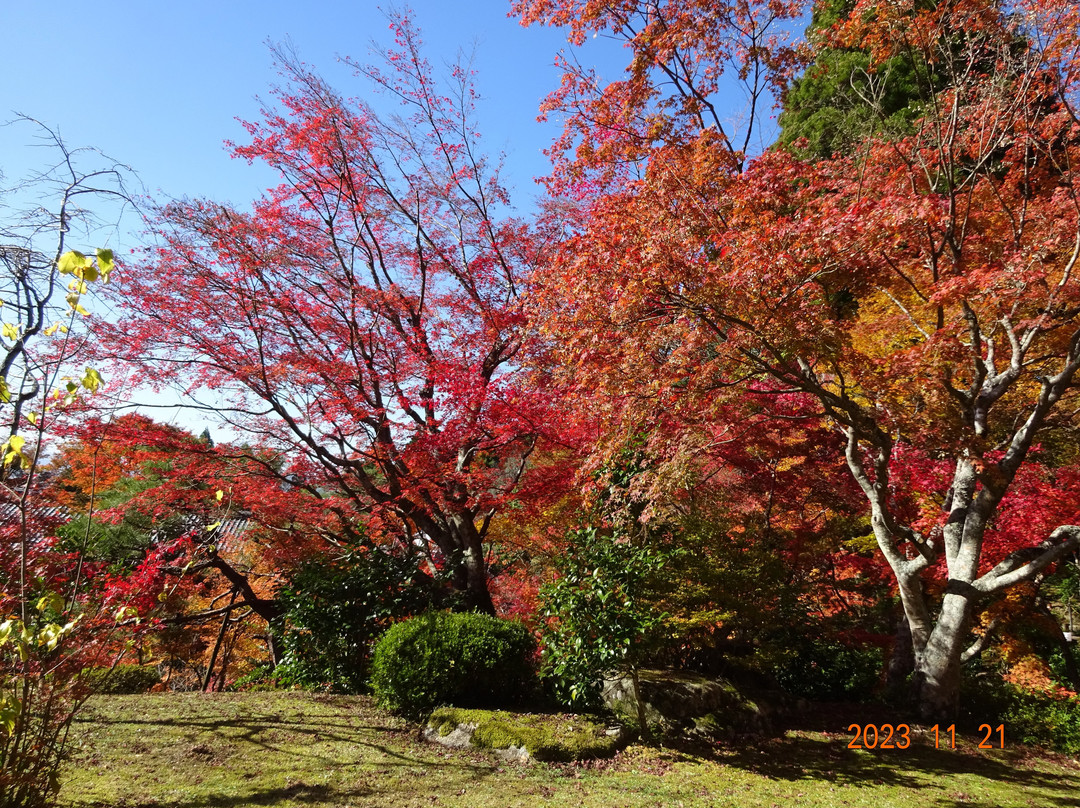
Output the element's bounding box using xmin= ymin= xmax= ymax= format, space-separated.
xmin=516 ymin=0 xmax=1080 ymax=716
xmin=4 ymin=1 xmax=1079 ymax=734
xmin=104 ymin=20 xmax=549 ymax=612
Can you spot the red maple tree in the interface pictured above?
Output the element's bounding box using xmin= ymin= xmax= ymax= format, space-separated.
xmin=519 ymin=0 xmax=1080 ymax=715
xmin=101 ymin=18 xmax=547 ymax=613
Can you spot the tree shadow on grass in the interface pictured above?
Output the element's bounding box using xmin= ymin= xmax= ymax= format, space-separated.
xmin=71 ymin=705 xmax=495 ymax=779
xmin=75 ymin=780 xmax=370 ymax=808
xmin=70 ymin=696 xmax=1080 ymax=808
xmin=72 ymin=761 xmax=502 ymax=808
xmin=660 ymin=730 xmax=1080 ymax=807
xmin=81 ymin=719 xmax=424 ymax=766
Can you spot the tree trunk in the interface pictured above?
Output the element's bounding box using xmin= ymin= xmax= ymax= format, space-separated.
xmin=266 ymin=631 xmax=282 ymax=668
xmin=913 ymin=591 xmax=973 ymax=720
xmin=461 ymin=544 xmax=495 ymax=614
xmin=203 ymin=591 xmax=238 ymax=692
xmin=629 ymin=666 xmax=653 ymax=744
xmin=886 ymin=614 xmax=914 ymax=695
xmin=1054 ymin=629 xmax=1080 ymax=692
xmin=444 ymin=513 xmax=496 ymax=615
xmin=215 ymin=626 xmax=238 ymax=692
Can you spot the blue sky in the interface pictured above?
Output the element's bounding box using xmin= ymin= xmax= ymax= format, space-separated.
xmin=0 ymin=0 xmax=785 ymax=437
xmin=0 ymin=0 xmax=593 ymax=218
xmin=1 ymin=0 xmax=612 ymax=436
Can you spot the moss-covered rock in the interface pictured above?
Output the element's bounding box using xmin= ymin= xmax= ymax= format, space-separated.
xmin=425 ymin=707 xmax=627 ymax=762
xmin=602 ymin=669 xmax=785 ymax=742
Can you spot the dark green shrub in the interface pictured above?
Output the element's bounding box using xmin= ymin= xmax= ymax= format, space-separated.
xmin=82 ymin=664 xmax=161 ymax=694
xmin=274 ymin=548 xmax=447 ymax=693
xmin=369 ymin=611 xmax=537 ymax=718
xmin=1004 ymin=690 xmax=1080 ymax=753
xmin=961 ymin=674 xmax=1080 ymax=755
xmin=538 ymin=526 xmax=673 ymax=709
xmin=1048 ymin=644 xmax=1080 ymax=691
xmin=772 ymin=639 xmax=884 ymax=701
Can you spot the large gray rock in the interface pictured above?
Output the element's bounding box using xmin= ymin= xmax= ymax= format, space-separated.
xmin=602 ymin=669 xmax=782 ymax=742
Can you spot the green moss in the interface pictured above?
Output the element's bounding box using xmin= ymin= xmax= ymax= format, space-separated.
xmin=428 ymin=707 xmax=623 ymax=762
xmin=692 ymin=713 xmax=721 ymax=734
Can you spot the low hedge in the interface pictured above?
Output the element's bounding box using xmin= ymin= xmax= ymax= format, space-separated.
xmin=82 ymin=664 xmax=161 ymax=694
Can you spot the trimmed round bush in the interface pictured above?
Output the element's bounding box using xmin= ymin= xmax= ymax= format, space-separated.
xmin=369 ymin=611 xmax=537 ymax=718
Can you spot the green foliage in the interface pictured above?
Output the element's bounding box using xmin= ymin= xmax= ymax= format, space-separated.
xmin=369 ymin=611 xmax=537 ymax=719
xmin=539 ymin=526 xmax=673 ymax=708
xmin=1044 ymin=560 xmax=1080 ymax=689
xmin=777 ymin=0 xmax=934 ymax=159
xmin=226 ymin=664 xmax=281 ymax=692
xmin=1048 ymin=643 xmax=1080 ymax=689
xmin=771 ymin=637 xmax=884 ymax=701
xmin=81 ymin=664 xmax=161 ymax=695
xmin=648 ymin=520 xmax=805 ymax=671
xmin=1003 ymin=690 xmax=1080 ymax=753
xmin=274 ymin=549 xmax=447 ymax=693
xmin=55 ymin=476 xmax=187 ymax=569
xmin=962 ymin=675 xmax=1080 ymax=754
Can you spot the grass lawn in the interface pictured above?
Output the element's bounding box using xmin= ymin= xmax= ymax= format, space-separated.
xmin=59 ymin=692 xmax=1080 ymax=808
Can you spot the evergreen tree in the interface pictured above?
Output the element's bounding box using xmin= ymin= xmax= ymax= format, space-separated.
xmin=778 ymin=0 xmax=935 ymax=159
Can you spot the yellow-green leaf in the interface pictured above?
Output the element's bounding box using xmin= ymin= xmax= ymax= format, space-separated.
xmin=96 ymin=248 xmax=114 ymax=281
xmin=43 ymin=323 xmax=59 ymax=337
xmin=215 ymin=489 xmax=224 ymax=502
xmin=3 ymin=446 xmax=27 ymax=468
xmin=58 ymin=250 xmax=89 ymax=275
xmin=35 ymin=592 xmax=63 ymax=614
xmin=81 ymin=367 xmax=104 ymax=393
xmin=0 ymin=692 xmax=21 ymax=735
xmin=1 ymin=323 xmax=18 ymax=341
xmin=39 ymin=623 xmax=61 ymax=650
xmin=4 ymin=435 xmax=26 ymax=458
xmin=26 ymin=412 xmax=37 ymax=427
